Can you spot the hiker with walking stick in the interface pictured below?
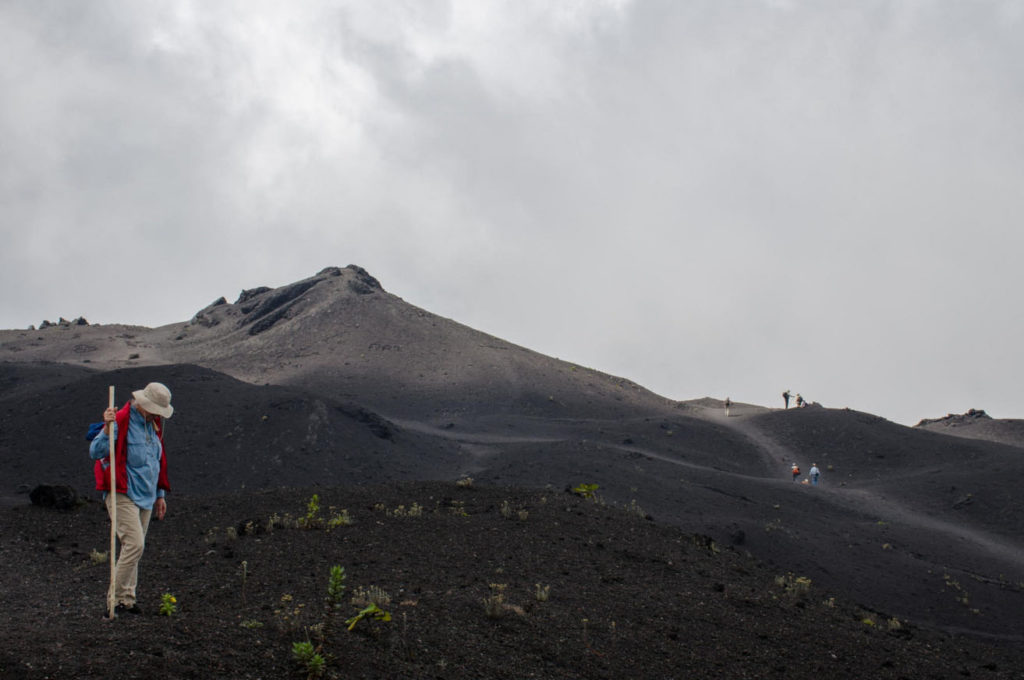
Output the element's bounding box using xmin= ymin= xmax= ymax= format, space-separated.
xmin=89 ymin=382 xmax=173 ymax=617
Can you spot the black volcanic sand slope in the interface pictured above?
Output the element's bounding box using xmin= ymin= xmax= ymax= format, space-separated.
xmin=0 ymin=363 xmax=468 ymax=499
xmin=2 ymin=483 xmax=1023 ymax=680
xmin=407 ymin=406 xmax=1024 ymax=642
xmin=709 ymin=407 xmax=1024 ymax=641
xmin=744 ymin=406 xmax=1023 ymax=541
xmin=3 ymin=363 xmax=1023 ymax=645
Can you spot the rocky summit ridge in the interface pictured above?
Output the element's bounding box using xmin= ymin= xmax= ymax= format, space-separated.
xmin=1 ymin=265 xmax=672 ymax=421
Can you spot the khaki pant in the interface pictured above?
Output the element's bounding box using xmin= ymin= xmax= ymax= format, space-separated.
xmin=105 ymin=493 xmax=152 ymax=607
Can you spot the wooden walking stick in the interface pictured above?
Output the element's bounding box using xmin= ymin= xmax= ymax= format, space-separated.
xmin=107 ymin=385 xmax=117 ymax=620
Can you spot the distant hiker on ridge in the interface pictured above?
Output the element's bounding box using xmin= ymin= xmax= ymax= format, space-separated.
xmin=791 ymin=462 xmax=800 ymax=481
xmin=809 ymin=464 xmax=820 ymax=486
xmin=724 ymin=397 xmax=731 ymax=417
xmin=796 ymin=393 xmax=804 ymax=408
xmin=782 ymin=390 xmax=791 ymax=409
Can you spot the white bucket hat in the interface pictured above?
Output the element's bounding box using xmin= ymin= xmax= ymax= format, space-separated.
xmin=133 ymin=382 xmax=174 ymax=419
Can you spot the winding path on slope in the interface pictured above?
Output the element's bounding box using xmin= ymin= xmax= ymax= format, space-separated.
xmin=699 ymin=407 xmax=796 ymax=477
xmin=708 ymin=409 xmax=1024 ymax=575
xmin=394 ymin=410 xmax=1024 ymax=573
xmin=390 ymin=415 xmax=786 ymax=479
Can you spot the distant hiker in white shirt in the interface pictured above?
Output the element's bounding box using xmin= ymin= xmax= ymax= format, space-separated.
xmin=809 ymin=464 xmax=821 ymax=486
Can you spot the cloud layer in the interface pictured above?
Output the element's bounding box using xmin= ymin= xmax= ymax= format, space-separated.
xmin=2 ymin=1 xmax=1022 ymax=424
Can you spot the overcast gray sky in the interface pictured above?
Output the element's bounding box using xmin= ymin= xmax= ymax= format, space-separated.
xmin=2 ymin=1 xmax=1022 ymax=425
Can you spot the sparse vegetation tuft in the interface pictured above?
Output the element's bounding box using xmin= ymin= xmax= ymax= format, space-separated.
xmin=625 ymin=499 xmax=647 ymax=518
xmin=326 ymin=565 xmax=347 ymax=612
xmin=774 ymin=573 xmax=812 ymax=599
xmin=483 ymin=583 xmax=508 ymax=619
xmin=326 ymin=507 xmax=353 ymax=529
xmin=386 ymin=502 xmax=424 ymax=518
xmin=298 ymin=494 xmax=323 ymax=529
xmin=291 ymin=640 xmax=326 ymax=679
xmin=345 ymin=602 xmax=392 ymax=631
xmin=158 ymin=593 xmax=178 ymax=617
xmin=572 ymin=483 xmax=599 ymax=500
xmin=351 ymin=584 xmax=391 ymax=609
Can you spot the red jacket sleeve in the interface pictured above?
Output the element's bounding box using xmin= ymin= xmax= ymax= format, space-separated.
xmin=156 ymin=416 xmax=171 ymax=493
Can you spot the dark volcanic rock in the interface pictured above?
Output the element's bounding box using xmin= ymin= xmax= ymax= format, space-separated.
xmin=28 ymin=484 xmax=79 ymax=510
xmin=190 ymin=297 xmax=227 ymax=328
xmin=345 ymin=264 xmax=382 ymax=294
xmin=235 ymin=286 xmax=272 ymax=305
xmin=914 ymin=408 xmax=1024 ymax=448
xmin=915 ymin=408 xmax=991 ymax=427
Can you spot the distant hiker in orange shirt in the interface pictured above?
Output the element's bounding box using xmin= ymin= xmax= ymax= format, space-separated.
xmin=791 ymin=463 xmax=800 ymax=481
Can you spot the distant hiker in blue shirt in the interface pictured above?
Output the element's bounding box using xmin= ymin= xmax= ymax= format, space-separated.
xmin=89 ymin=382 xmax=173 ymax=615
xmin=809 ymin=464 xmax=821 ymax=486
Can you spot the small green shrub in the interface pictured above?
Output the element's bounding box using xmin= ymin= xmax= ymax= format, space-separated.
xmin=326 ymin=566 xmax=347 ymax=612
xmin=159 ymin=593 xmax=178 ymax=616
xmin=291 ymin=641 xmax=326 ymax=679
xmin=572 ymin=483 xmax=599 ymax=500
xmin=345 ymin=602 xmax=392 ymax=631
xmin=298 ymin=494 xmax=323 ymax=529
